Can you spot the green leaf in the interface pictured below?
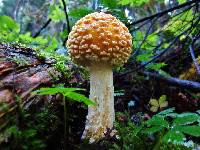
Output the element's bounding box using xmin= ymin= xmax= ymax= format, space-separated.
xmin=6 ymin=126 xmax=21 ymax=137
xmin=146 ymin=116 xmax=169 ymax=128
xmin=0 ymin=15 xmax=20 ymax=33
xmin=179 ymin=126 xmax=200 ymax=137
xmin=68 ymin=7 xmax=94 ymax=20
xmin=133 ymin=31 xmax=144 ymax=48
xmin=118 ymin=0 xmax=150 ymax=7
xmin=159 ymin=95 xmax=168 ymax=108
xmin=173 ymin=114 xmax=199 ymax=125
xmin=177 ymin=112 xmax=199 ymax=117
xmin=149 ymin=99 xmax=159 ymax=107
xmin=100 ymin=0 xmax=118 ymax=9
xmin=150 ymin=106 xmax=159 ymax=112
xmin=157 ymin=108 xmax=175 ymax=115
xmin=146 ymin=63 xmax=167 ymax=71
xmin=158 ymin=95 xmax=167 ymax=104
xmin=162 ymin=43 xmax=170 ymax=49
xmin=160 ymin=101 xmax=168 ymax=109
xmin=136 ymin=53 xmax=153 ymax=62
xmin=143 ymin=126 xmax=163 ymax=134
xmin=196 ymin=110 xmax=200 ymax=115
xmin=49 ymin=4 xmax=65 ymax=22
xmin=162 ymin=130 xmax=185 ymax=143
xmin=18 ymin=32 xmax=47 ymax=46
xmin=135 ymin=31 xmax=144 ymax=40
xmin=165 ymin=113 xmax=179 ymax=118
xmin=158 ymin=70 xmax=171 ymax=77
xmin=18 ymin=32 xmax=33 ymax=44
xmin=23 ymin=129 xmax=37 ymax=138
xmin=147 ymin=34 xmax=159 ymax=45
xmin=33 ymin=36 xmax=48 ymax=45
xmin=33 ymin=87 xmax=95 ymax=105
xmin=32 ymin=87 xmax=85 ymax=95
xmin=178 ymin=0 xmax=186 ymax=4
xmin=0 ymin=103 xmax=9 ymax=112
xmin=111 ymin=9 xmax=129 ymax=24
xmin=60 ymin=29 xmax=68 ymax=40
xmin=64 ymin=92 xmax=95 ymax=106
xmin=44 ymin=37 xmax=58 ymax=52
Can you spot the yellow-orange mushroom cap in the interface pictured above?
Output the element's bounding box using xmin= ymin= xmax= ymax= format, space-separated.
xmin=67 ymin=12 xmax=132 ymax=66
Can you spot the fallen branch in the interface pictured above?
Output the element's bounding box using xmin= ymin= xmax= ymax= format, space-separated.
xmin=33 ymin=19 xmax=52 ymax=38
xmin=143 ymin=71 xmax=200 ymax=91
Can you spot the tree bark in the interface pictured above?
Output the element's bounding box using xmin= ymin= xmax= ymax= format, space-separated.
xmin=0 ymin=44 xmax=59 ymax=125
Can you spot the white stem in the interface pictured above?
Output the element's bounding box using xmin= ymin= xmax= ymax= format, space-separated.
xmin=82 ymin=63 xmax=115 ymax=142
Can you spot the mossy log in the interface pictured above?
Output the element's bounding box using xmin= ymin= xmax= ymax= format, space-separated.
xmin=0 ymin=44 xmax=84 ymax=130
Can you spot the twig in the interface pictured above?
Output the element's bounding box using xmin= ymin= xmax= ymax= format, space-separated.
xmin=128 ymin=0 xmax=199 ymax=27
xmin=61 ymin=0 xmax=71 ymax=46
xmin=118 ymin=15 xmax=200 ymax=77
xmin=33 ymin=19 xmax=52 ymax=38
xmin=129 ymin=5 xmax=194 ymax=64
xmin=143 ymin=71 xmax=200 ymax=91
xmin=130 ymin=17 xmax=158 ymax=59
xmin=188 ymin=5 xmax=200 ymax=76
xmin=189 ymin=40 xmax=200 ymax=76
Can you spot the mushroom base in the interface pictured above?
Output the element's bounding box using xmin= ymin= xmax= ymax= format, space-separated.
xmin=82 ymin=63 xmax=115 ymax=143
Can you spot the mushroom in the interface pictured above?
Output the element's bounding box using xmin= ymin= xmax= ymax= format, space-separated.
xmin=67 ymin=12 xmax=132 ymax=142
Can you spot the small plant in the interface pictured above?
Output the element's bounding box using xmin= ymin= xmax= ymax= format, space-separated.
xmin=32 ymin=86 xmax=95 ymax=106
xmin=112 ymin=112 xmax=149 ymax=150
xmin=144 ymin=108 xmax=200 ymax=148
xmin=149 ymin=95 xmax=168 ymax=112
xmin=0 ymin=96 xmax=55 ymax=150
xmin=103 ymin=111 xmax=192 ymax=150
xmin=0 ymin=86 xmax=94 ymax=149
xmin=33 ymin=85 xmax=95 ymax=149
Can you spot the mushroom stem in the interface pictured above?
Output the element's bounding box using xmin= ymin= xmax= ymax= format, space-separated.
xmin=82 ymin=63 xmax=115 ymax=142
